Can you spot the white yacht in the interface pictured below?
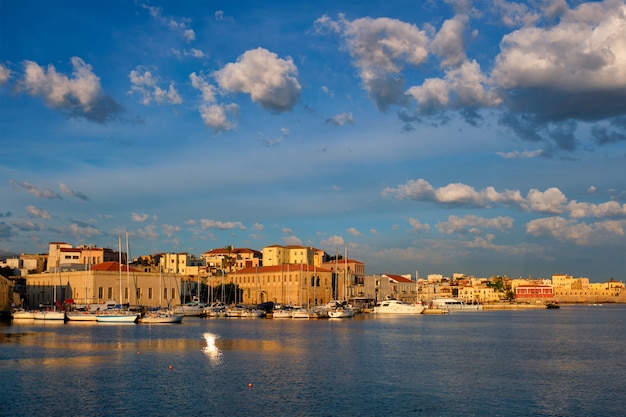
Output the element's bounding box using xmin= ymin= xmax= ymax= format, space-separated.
xmin=429 ymin=298 xmax=483 ymax=312
xmin=373 ymin=299 xmax=425 ymax=315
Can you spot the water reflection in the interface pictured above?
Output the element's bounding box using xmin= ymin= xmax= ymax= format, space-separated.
xmin=202 ymin=332 xmax=222 ymax=365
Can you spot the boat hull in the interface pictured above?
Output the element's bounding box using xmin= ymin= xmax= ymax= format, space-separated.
xmin=96 ymin=313 xmax=139 ymax=323
xmin=33 ymin=311 xmax=67 ymax=321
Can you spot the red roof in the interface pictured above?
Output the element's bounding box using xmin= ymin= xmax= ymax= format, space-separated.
xmin=91 ymin=261 xmax=140 ymax=273
xmin=383 ymin=274 xmax=414 ymax=283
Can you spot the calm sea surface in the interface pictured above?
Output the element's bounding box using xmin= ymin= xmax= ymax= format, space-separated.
xmin=1 ymin=305 xmax=625 ymax=417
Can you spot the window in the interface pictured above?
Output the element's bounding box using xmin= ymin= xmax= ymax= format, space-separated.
xmin=171 ymin=288 xmax=176 ymax=300
xmin=107 ymin=287 xmax=112 ymax=299
xmin=98 ymin=287 xmax=103 ymax=299
xmin=125 ymin=287 xmax=129 ymax=300
xmin=164 ymin=288 xmax=168 ymax=300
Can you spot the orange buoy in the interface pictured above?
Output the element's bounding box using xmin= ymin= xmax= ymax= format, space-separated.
xmin=248 ymin=383 xmax=253 ymax=388
xmin=169 ymin=365 xmax=173 ymax=370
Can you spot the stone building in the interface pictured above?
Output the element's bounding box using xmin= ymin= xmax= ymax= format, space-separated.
xmin=23 ymin=261 xmax=182 ymax=309
xmin=218 ymin=264 xmax=335 ymax=307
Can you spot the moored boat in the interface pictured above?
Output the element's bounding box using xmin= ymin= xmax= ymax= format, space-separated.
xmin=373 ymin=299 xmax=424 ymax=315
xmin=12 ymin=309 xmax=35 ymax=320
xmin=66 ymin=310 xmax=98 ymax=322
xmin=33 ymin=309 xmax=67 ymax=321
xmin=139 ymin=310 xmax=183 ymax=324
xmin=429 ymin=298 xmax=483 ymax=312
xmin=95 ymin=310 xmax=140 ymax=323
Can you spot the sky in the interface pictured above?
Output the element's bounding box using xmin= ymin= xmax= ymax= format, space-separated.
xmin=1 ymin=0 xmax=626 ymax=281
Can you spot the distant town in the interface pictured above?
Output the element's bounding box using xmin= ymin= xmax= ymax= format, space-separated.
xmin=1 ymin=241 xmax=625 ymax=316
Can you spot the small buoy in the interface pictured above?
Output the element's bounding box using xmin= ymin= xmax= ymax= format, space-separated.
xmin=169 ymin=365 xmax=173 ymax=370
xmin=137 ymin=351 xmax=140 ymax=355
xmin=248 ymin=383 xmax=253 ymax=388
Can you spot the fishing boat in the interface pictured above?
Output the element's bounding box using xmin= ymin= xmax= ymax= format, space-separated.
xmin=373 ymin=299 xmax=424 ymax=315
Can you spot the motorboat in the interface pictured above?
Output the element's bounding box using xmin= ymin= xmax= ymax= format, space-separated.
xmin=373 ymin=299 xmax=424 ymax=315
xmin=429 ymin=298 xmax=483 ymax=312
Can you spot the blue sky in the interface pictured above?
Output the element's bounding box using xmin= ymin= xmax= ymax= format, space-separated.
xmin=1 ymin=0 xmax=625 ymax=281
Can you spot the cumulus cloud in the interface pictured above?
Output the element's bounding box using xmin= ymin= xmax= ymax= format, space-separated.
xmin=60 ymin=183 xmax=90 ymax=201
xmin=132 ymin=213 xmax=150 ymax=222
xmin=347 ymin=227 xmax=362 ymax=236
xmin=0 ymin=222 xmax=14 ymax=239
xmin=136 ymin=224 xmax=159 ymax=241
xmin=10 ymin=180 xmax=61 ymax=199
xmin=320 ymin=234 xmax=345 ymax=247
xmin=384 ymin=178 xmax=626 ymax=221
xmin=129 ymin=67 xmax=182 ymax=105
xmin=408 ymin=218 xmax=430 ymax=232
xmin=431 ymin=16 xmax=467 ymax=67
xmin=200 ymin=219 xmax=246 ymax=230
xmin=382 ymin=178 xmax=523 ymax=208
xmin=526 ymin=217 xmax=626 ymax=246
xmin=21 ymin=57 xmax=123 ymax=123
xmin=326 ymin=112 xmax=354 ymax=126
xmin=12 ymin=220 xmax=41 ymax=232
xmin=214 ymin=48 xmax=301 ymax=112
xmin=437 ymin=214 xmax=514 ymax=234
xmin=161 ymin=224 xmax=181 ymax=240
xmin=492 ymin=0 xmax=626 ymax=123
xmin=315 ymin=15 xmax=429 ymax=110
xmin=190 ymin=72 xmax=239 ymax=132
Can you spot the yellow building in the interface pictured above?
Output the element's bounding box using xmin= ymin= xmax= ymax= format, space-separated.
xmin=217 ymin=264 xmax=335 ymax=306
xmin=24 ymin=262 xmax=182 ymax=309
xmin=261 ymin=245 xmax=323 ymax=267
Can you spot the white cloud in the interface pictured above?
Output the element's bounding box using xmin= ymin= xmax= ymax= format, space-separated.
xmin=129 ymin=67 xmax=182 ymax=105
xmin=10 ymin=180 xmax=60 ymax=199
xmin=347 ymin=227 xmax=362 ymax=236
xmin=431 ymin=16 xmax=467 ymax=67
xmin=198 ymin=103 xmax=239 ymax=133
xmin=200 ymin=219 xmax=245 ymax=230
xmin=526 ymin=217 xmax=626 ymax=246
xmin=320 ymin=234 xmax=345 ymax=248
xmin=284 ymin=235 xmax=303 ymax=246
xmin=408 ymin=218 xmax=430 ymax=232
xmin=26 ymin=205 xmax=51 ymax=219
xmin=132 ymin=213 xmax=150 ymax=222
xmin=326 ymin=112 xmax=354 ymax=126
xmin=136 ymin=224 xmax=159 ymax=241
xmin=59 ymin=183 xmax=89 ymax=201
xmin=566 ymin=200 xmax=626 ymax=218
xmin=521 ymin=188 xmax=567 ymax=214
xmin=161 ymin=224 xmax=181 ymax=239
xmin=214 ymin=47 xmax=301 ymax=112
xmin=316 ymin=15 xmax=429 ymax=110
xmin=190 ymin=73 xmax=217 ymax=103
xmin=496 ymin=149 xmax=543 ymax=159
xmin=142 ymin=4 xmax=195 ymax=42
xmin=0 ymin=64 xmax=10 ymax=84
xmin=437 ymin=215 xmax=514 ymax=234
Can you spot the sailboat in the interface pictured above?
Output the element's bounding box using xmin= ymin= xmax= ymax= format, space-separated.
xmin=34 ymin=263 xmax=66 ymax=321
xmin=140 ymin=266 xmax=184 ymax=323
xmin=96 ymin=235 xmax=140 ymax=323
xmin=327 ymin=247 xmax=354 ymax=318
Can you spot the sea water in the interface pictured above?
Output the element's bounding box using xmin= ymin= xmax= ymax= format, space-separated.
xmin=1 ymin=304 xmax=624 ymax=416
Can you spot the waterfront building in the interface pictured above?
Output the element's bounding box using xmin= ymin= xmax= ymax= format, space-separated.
xmin=261 ymin=245 xmax=323 ymax=267
xmin=514 ymin=285 xmax=555 ymax=303
xmin=201 ymin=247 xmax=262 ymax=274
xmin=46 ymin=242 xmax=123 ymax=272
xmin=222 ymin=264 xmax=334 ymax=306
xmin=22 ymin=262 xmax=182 ymax=309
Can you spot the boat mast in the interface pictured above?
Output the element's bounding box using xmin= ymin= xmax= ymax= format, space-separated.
xmin=118 ymin=236 xmax=122 ymax=307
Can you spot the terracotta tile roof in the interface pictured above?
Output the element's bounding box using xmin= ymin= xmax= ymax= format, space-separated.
xmin=91 ymin=261 xmax=140 ymax=273
xmin=383 ymin=274 xmax=415 ymax=283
